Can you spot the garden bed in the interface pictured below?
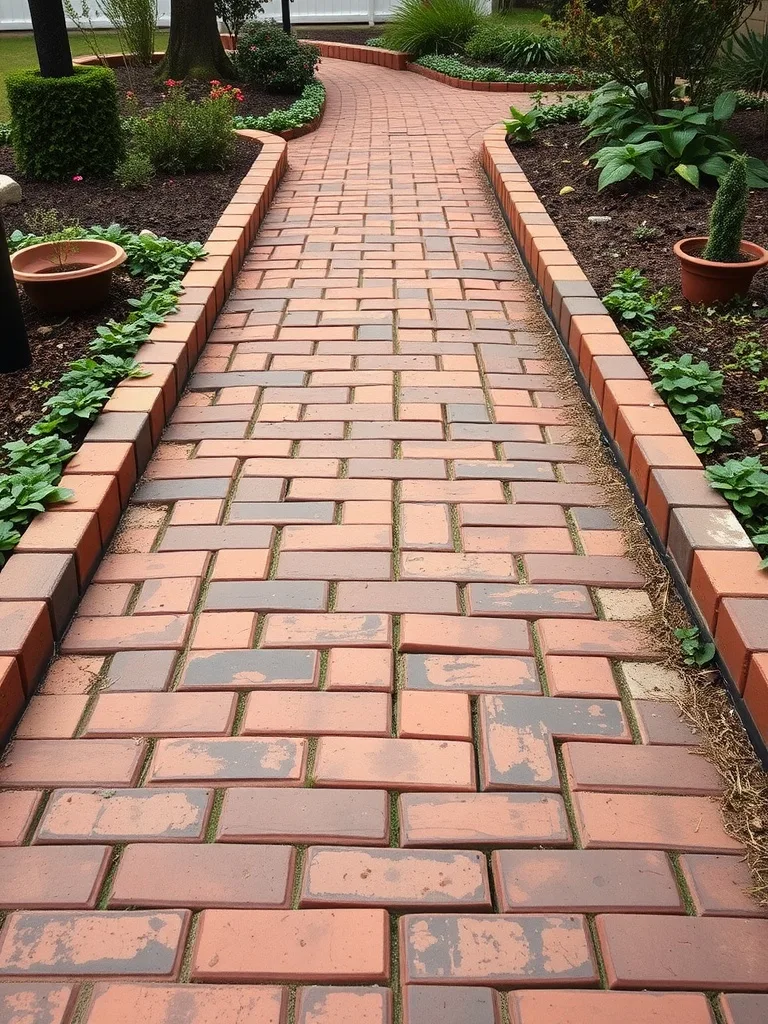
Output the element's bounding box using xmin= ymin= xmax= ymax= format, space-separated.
xmin=512 ymin=110 xmax=768 ymax=463
xmin=0 ymin=135 xmax=261 ymax=241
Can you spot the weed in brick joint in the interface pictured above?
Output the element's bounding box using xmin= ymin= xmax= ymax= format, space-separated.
xmin=477 ymin=158 xmax=768 ymax=905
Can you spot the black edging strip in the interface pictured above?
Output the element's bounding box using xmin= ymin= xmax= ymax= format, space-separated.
xmin=486 ymin=166 xmax=768 ymax=770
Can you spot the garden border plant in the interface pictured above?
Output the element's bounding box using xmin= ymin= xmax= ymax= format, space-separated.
xmin=481 ymin=122 xmax=768 ymax=759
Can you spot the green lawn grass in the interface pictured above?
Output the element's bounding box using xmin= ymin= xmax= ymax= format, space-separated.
xmin=0 ymin=29 xmax=169 ymax=120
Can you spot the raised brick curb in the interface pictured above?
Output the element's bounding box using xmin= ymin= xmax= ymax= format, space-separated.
xmin=304 ymin=40 xmax=408 ymax=72
xmin=0 ymin=128 xmax=288 ymax=740
xmin=306 ymin=41 xmax=566 ymax=91
xmin=481 ymin=123 xmax=768 ymax=759
xmin=406 ymin=62 xmax=565 ymax=92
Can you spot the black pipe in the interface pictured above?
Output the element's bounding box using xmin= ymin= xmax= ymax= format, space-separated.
xmin=281 ymin=0 xmax=291 ymax=34
xmin=0 ymin=211 xmax=31 ymax=374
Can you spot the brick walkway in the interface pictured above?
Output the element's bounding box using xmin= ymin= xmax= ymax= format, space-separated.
xmin=1 ymin=58 xmax=767 ymax=1024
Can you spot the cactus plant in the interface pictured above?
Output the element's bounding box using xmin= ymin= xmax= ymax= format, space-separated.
xmin=702 ymin=155 xmax=749 ymax=263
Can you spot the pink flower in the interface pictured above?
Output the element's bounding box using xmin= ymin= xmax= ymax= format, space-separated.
xmin=126 ymin=90 xmax=135 ymax=99
xmin=72 ymin=174 xmax=83 ymax=182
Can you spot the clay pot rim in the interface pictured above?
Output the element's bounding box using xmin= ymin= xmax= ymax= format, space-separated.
xmin=10 ymin=239 xmax=127 ymax=283
xmin=673 ymin=236 xmax=768 ymax=270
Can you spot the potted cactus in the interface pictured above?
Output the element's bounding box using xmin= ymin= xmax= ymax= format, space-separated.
xmin=673 ymin=155 xmax=768 ymax=305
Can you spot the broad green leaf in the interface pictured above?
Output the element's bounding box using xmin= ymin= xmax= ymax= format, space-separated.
xmin=675 ymin=163 xmax=700 ymax=188
xmin=713 ymin=91 xmax=737 ymax=122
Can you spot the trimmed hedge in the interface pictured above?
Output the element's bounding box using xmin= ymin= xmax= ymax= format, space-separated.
xmin=6 ymin=65 xmax=123 ymax=181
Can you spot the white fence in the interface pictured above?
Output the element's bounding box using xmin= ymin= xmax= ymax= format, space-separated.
xmin=0 ymin=0 xmax=395 ymax=30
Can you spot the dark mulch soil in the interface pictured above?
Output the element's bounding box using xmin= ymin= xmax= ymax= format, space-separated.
xmin=113 ymin=65 xmax=297 ymax=121
xmin=0 ymin=134 xmax=260 ymax=240
xmin=0 ymin=274 xmax=143 ymax=447
xmin=512 ymin=108 xmax=768 ymax=462
xmin=295 ymin=26 xmax=378 ymax=43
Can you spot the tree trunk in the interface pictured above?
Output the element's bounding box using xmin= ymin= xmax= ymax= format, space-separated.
xmin=28 ymin=0 xmax=73 ymax=78
xmin=158 ymin=0 xmax=235 ymax=80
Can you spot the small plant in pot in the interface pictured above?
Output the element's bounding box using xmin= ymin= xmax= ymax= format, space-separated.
xmin=10 ymin=209 xmax=127 ymax=315
xmin=674 ymin=156 xmax=768 ymax=306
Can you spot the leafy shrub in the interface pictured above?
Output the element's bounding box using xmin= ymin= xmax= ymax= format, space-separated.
xmin=505 ymin=106 xmax=541 ymax=143
xmin=237 ymin=21 xmax=320 ymax=92
xmin=717 ymin=27 xmax=768 ymax=95
xmin=416 ymin=54 xmax=601 ymax=87
xmin=64 ymin=0 xmax=158 ymax=65
xmin=682 ymin=404 xmax=741 ymax=454
xmin=235 ymin=81 xmax=325 ymax=133
xmin=215 ymin=0 xmax=264 ymax=49
xmin=2 ymin=437 xmax=72 ymax=472
xmin=559 ymin=0 xmax=755 ymax=109
xmin=650 ymin=353 xmax=724 ymax=416
xmin=466 ymin=21 xmax=570 ymax=68
xmin=0 ymin=521 xmax=21 ymax=566
xmin=0 ymin=468 xmax=73 ymax=526
xmin=602 ymin=268 xmax=664 ymax=328
xmin=116 ymin=146 xmax=155 ymax=188
xmin=626 ymin=325 xmax=677 ymax=357
xmin=586 ymin=84 xmax=768 ymax=190
xmin=129 ymin=80 xmax=237 ymax=173
xmin=705 ymin=456 xmax=768 ymax=528
xmin=381 ymin=0 xmax=483 ymax=56
xmin=702 ymin=154 xmax=749 ymax=263
xmin=7 ymin=66 xmax=123 ymax=180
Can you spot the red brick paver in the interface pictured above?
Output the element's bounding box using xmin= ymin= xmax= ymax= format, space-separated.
xmin=0 ymin=58 xmax=763 ymax=1018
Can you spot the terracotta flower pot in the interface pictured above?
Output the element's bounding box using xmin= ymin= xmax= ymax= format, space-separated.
xmin=11 ymin=239 xmax=127 ymax=314
xmin=673 ymin=236 xmax=768 ymax=306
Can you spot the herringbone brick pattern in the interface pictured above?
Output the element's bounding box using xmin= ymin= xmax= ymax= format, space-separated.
xmin=1 ymin=59 xmax=766 ymax=1023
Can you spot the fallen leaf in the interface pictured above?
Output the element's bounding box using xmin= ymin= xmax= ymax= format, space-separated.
xmin=559 ymin=186 xmax=575 ymax=195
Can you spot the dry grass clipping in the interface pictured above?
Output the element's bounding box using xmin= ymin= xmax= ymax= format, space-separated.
xmin=477 ymin=163 xmax=768 ymax=904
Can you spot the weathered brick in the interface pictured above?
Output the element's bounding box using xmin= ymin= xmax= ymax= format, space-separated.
xmin=399 ymin=913 xmax=597 ymax=985
xmin=403 ymin=986 xmax=500 ymax=1024
xmin=507 ymin=991 xmax=715 ymax=1024
xmin=563 ymin=741 xmax=722 ymax=795
xmin=217 ymin=788 xmax=389 ymax=845
xmin=301 ymin=847 xmax=491 ymax=910
xmin=147 ymin=738 xmax=307 ymax=785
xmin=110 ymin=843 xmax=294 ymax=908
xmin=0 ymin=791 xmax=42 ymax=846
xmin=83 ymin=693 xmax=237 ymax=737
xmin=180 ymin=649 xmax=319 ymax=690
xmin=405 ymin=654 xmax=540 ymax=694
xmin=36 ymin=789 xmax=213 ymax=844
xmin=397 ymin=692 xmax=472 ymax=741
xmin=84 ymin=984 xmax=287 ymax=1024
xmin=314 ymin=737 xmax=475 ymax=791
xmin=243 ymin=692 xmax=390 ymax=736
xmin=573 ymin=792 xmax=741 ymax=852
xmin=0 ymin=741 xmax=144 ymax=789
xmin=0 ymin=847 xmax=111 ymax=909
xmin=400 ymin=615 xmax=531 ymax=655
xmin=0 ymin=911 xmax=190 ymax=979
xmin=479 ymin=695 xmax=630 ymax=791
xmin=262 ymin=614 xmax=392 ymax=648
xmin=493 ymin=849 xmax=682 ymax=913
xmin=399 ymin=792 xmax=571 ymax=847
xmin=0 ymin=984 xmax=78 ymax=1024
xmin=466 ymin=584 xmax=594 ymax=618
xmin=678 ymin=854 xmax=768 ymax=917
xmin=596 ymin=914 xmax=768 ymax=990
xmin=191 ymin=909 xmax=389 ymax=982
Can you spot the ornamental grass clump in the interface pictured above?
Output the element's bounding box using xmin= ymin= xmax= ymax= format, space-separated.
xmin=702 ymin=155 xmax=749 ymax=263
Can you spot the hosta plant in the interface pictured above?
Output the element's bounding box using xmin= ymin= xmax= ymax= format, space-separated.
xmin=682 ymin=404 xmax=740 ymax=455
xmin=650 ymin=354 xmax=724 ymax=417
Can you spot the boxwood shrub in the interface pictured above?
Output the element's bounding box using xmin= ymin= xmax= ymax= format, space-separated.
xmin=7 ymin=65 xmax=123 ymax=181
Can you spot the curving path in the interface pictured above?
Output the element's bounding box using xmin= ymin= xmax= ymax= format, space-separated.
xmin=0 ymin=58 xmax=766 ymax=1024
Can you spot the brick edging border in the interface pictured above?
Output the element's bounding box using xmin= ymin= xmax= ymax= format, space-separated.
xmin=0 ymin=129 xmax=288 ymax=740
xmin=481 ymin=123 xmax=768 ymax=759
xmin=406 ymin=61 xmax=562 ymax=92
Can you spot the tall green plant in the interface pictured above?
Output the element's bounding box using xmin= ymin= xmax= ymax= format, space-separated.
xmin=702 ymin=154 xmax=749 ymax=262
xmin=381 ymin=0 xmax=483 ymax=57
xmin=64 ymin=0 xmax=158 ymax=65
xmin=717 ymin=26 xmax=768 ymax=94
xmin=560 ymin=0 xmax=757 ymax=111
